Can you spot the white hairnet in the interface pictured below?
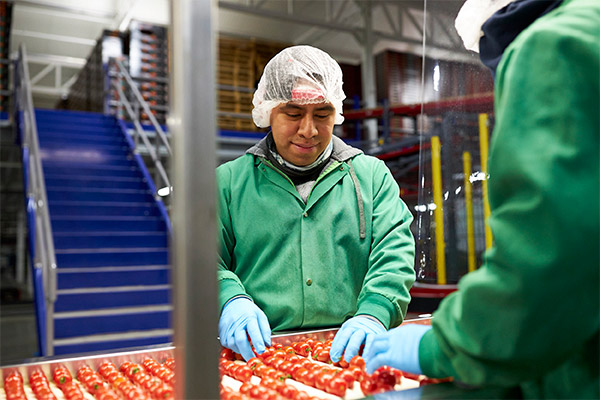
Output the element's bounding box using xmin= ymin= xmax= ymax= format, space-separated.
xmin=252 ymin=45 xmax=346 ymax=128
xmin=455 ymin=0 xmax=516 ymax=52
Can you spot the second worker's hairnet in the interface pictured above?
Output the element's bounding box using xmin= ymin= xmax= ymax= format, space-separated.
xmin=252 ymin=45 xmax=346 ymax=128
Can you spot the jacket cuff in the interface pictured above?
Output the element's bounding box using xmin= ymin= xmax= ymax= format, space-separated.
xmin=418 ymin=328 xmax=456 ymax=379
xmin=356 ymin=293 xmax=396 ymax=329
xmin=218 ymin=278 xmax=248 ymax=312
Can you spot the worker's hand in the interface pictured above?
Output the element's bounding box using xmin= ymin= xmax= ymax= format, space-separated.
xmin=218 ymin=297 xmax=271 ymax=361
xmin=330 ymin=315 xmax=386 ymax=363
xmin=363 ymin=324 xmax=432 ymax=375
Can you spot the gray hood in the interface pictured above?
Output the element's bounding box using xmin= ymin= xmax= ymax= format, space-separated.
xmin=246 ymin=134 xmax=362 ymax=162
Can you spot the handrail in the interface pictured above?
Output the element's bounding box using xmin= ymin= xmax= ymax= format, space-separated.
xmin=15 ymin=44 xmax=57 ymax=356
xmin=109 ymin=57 xmax=172 ymax=197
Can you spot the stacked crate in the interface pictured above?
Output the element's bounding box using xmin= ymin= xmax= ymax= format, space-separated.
xmin=0 ymin=1 xmax=11 ymax=113
xmin=217 ymin=36 xmax=288 ymax=132
xmin=128 ymin=21 xmax=169 ymax=125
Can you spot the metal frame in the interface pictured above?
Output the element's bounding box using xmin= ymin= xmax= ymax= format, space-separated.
xmin=170 ymin=0 xmax=220 ymax=398
xmin=110 ymin=58 xmax=172 ymax=197
xmin=24 ymin=53 xmax=85 ymax=97
xmin=14 ymin=43 xmax=57 ymax=356
xmin=218 ymin=0 xmax=464 ymax=53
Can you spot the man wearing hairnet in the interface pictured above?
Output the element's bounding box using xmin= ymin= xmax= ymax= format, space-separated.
xmin=363 ymin=0 xmax=599 ymax=398
xmin=216 ymin=45 xmax=416 ymax=362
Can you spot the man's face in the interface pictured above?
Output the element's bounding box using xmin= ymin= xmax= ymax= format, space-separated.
xmin=269 ymin=102 xmax=335 ymax=166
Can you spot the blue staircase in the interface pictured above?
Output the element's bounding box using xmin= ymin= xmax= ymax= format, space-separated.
xmin=35 ymin=108 xmax=172 ymax=355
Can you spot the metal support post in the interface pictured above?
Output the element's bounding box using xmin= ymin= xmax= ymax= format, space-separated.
xmin=170 ymin=0 xmax=220 ymax=398
xmin=463 ymin=152 xmax=476 ymax=273
xmin=431 ymin=135 xmax=446 ymax=284
xmin=478 ymin=113 xmax=493 ymax=249
xmin=359 ymin=0 xmax=378 ymax=148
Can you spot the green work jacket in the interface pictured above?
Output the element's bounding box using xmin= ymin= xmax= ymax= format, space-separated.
xmin=420 ymin=0 xmax=599 ymax=398
xmin=217 ymin=136 xmax=416 ymax=332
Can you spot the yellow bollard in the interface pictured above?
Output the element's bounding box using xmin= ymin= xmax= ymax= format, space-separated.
xmin=463 ymin=152 xmax=476 ymax=273
xmin=431 ymin=136 xmax=446 ymax=284
xmin=478 ymin=114 xmax=493 ymax=250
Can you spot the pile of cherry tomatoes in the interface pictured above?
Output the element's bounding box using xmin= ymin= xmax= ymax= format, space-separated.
xmin=219 ymin=337 xmax=404 ymax=399
xmin=2 ymin=356 xmax=176 ymax=400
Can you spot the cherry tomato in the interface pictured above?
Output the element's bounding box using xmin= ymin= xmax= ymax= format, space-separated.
xmin=292 ymin=367 xmax=308 ymax=382
xmin=272 ymin=349 xmax=287 ymax=359
xmin=372 ymin=365 xmax=397 ymax=388
xmin=164 ymin=358 xmax=175 ymax=370
xmin=295 ymin=392 xmax=310 ymax=400
xmin=316 ymin=349 xmax=330 ymax=363
xmin=338 ymin=369 xmax=355 ymax=386
xmin=327 ymin=377 xmax=348 ymax=397
xmin=315 ymin=370 xmax=334 ymax=391
xmin=247 ymin=357 xmax=263 ymax=370
xmin=360 ymin=376 xmax=378 ymax=396
xmin=349 ymin=355 xmax=366 ymax=370
xmin=297 ymin=343 xmax=311 ymax=357
xmin=236 ymin=365 xmax=253 ymax=382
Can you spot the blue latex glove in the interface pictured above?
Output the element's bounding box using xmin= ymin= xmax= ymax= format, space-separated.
xmin=363 ymin=324 xmax=432 ymax=375
xmin=330 ymin=315 xmax=386 ymax=363
xmin=218 ymin=297 xmax=271 ymax=361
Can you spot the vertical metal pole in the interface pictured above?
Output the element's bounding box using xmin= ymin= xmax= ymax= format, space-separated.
xmin=169 ymin=0 xmax=220 ymax=399
xmin=478 ymin=113 xmax=493 ymax=249
xmin=359 ymin=0 xmax=378 ymax=148
xmin=463 ymin=151 xmax=476 ymax=273
xmin=16 ymin=210 xmax=26 ymax=284
xmin=431 ymin=136 xmax=446 ymax=284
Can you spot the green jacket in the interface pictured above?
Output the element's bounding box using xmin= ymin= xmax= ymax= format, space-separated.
xmin=420 ymin=0 xmax=599 ymax=398
xmin=217 ymin=136 xmax=415 ymax=332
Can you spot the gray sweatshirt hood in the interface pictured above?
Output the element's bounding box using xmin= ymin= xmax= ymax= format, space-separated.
xmin=246 ymin=134 xmax=363 ymax=162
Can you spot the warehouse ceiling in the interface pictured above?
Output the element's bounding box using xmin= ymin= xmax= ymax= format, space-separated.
xmin=7 ymin=0 xmax=469 ymax=108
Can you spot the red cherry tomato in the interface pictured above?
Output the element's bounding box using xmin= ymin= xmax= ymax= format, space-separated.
xmin=360 ymin=376 xmax=378 ymax=396
xmin=373 ymin=365 xmax=397 ymax=388
xmin=338 ymin=369 xmax=356 ymax=386
xmin=349 ymin=355 xmax=366 ymax=370
xmin=327 ymin=377 xmax=348 ymax=397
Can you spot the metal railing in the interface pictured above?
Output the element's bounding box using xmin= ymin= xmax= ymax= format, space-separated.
xmin=14 ymin=44 xmax=57 ymax=356
xmin=109 ymin=58 xmax=172 ymax=197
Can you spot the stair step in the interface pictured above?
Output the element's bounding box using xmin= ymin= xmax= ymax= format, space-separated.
xmin=57 ymin=266 xmax=170 ymax=289
xmin=41 ymin=152 xmax=136 ymax=168
xmin=55 ymin=285 xmax=171 ymax=312
xmin=39 ymin=132 xmax=126 ymax=145
xmin=37 ymin=123 xmax=119 ymax=136
xmin=53 ymin=231 xmax=168 ymax=249
xmin=43 ymin=164 xmax=141 ymax=179
xmin=47 ymin=187 xmax=153 ymax=203
xmin=51 ymin=216 xmax=165 ymax=232
xmin=36 ymin=112 xmax=117 ymax=127
xmin=40 ymin=142 xmax=130 ymax=157
xmin=54 ymin=305 xmax=171 ymax=339
xmin=46 ymin=175 xmax=147 ymax=190
xmin=56 ymin=247 xmax=169 ymax=267
xmin=49 ymin=201 xmax=159 ymax=216
xmin=53 ymin=329 xmax=172 ymax=356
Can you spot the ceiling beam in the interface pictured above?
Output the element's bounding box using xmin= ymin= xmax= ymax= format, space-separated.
xmin=12 ymin=29 xmax=96 ymax=46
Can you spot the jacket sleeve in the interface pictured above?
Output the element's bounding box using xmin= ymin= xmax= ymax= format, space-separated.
xmin=419 ymin=12 xmax=599 ymax=387
xmin=216 ymin=164 xmax=248 ymax=311
xmin=356 ymin=158 xmax=416 ymax=328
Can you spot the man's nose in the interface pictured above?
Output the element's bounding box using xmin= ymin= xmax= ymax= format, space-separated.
xmin=298 ymin=114 xmax=318 ymax=138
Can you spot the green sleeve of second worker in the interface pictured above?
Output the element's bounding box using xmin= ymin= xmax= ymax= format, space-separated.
xmin=419 ymin=4 xmax=599 ymax=387
xmin=356 ymin=158 xmax=416 ymax=328
xmin=216 ymin=163 xmax=248 ymax=311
